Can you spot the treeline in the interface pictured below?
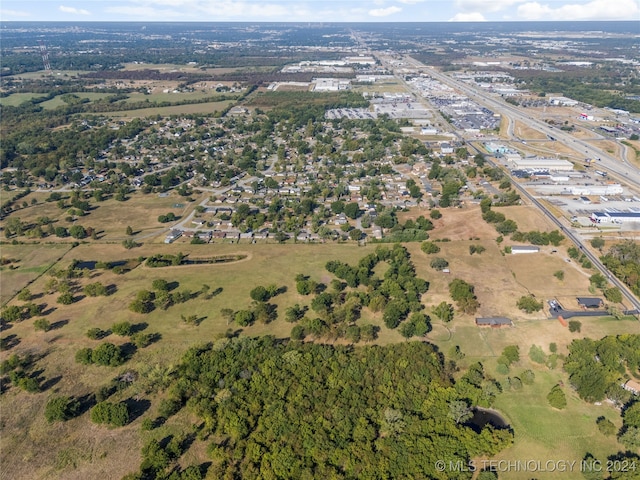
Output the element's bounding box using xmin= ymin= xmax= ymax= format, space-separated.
xmin=514 ymin=70 xmax=640 ymax=113
xmin=124 ymin=336 xmax=513 ymax=479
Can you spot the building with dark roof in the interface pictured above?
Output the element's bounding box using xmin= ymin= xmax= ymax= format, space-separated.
xmin=475 ymin=317 xmax=512 ymax=327
xmin=577 ymin=297 xmax=603 ymax=309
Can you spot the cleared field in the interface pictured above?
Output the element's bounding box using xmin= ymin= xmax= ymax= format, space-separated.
xmin=0 ymin=93 xmax=48 ymax=107
xmin=0 ymin=244 xmax=72 ymax=305
xmin=106 ymin=100 xmax=235 ymax=118
xmin=514 ymin=121 xmax=547 ymax=140
xmin=124 ymin=90 xmax=237 ymax=104
xmin=2 ymin=191 xmax=191 ymax=242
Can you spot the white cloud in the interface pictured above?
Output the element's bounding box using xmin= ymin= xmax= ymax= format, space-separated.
xmin=517 ymin=0 xmax=639 ymax=20
xmin=455 ymin=0 xmax=525 ymax=13
xmin=59 ymin=5 xmax=90 ymax=15
xmin=369 ymin=6 xmax=402 ymax=16
xmin=397 ymin=0 xmax=425 ymax=4
xmin=449 ymin=11 xmax=487 ymax=21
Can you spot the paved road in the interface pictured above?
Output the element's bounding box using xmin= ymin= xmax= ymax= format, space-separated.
xmin=501 ymin=160 xmax=640 ymax=312
xmin=409 ymin=58 xmax=640 ymax=190
xmin=392 ymin=55 xmax=640 ymax=312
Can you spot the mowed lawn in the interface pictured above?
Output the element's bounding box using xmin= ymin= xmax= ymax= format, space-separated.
xmin=0 ymin=93 xmax=49 ymax=107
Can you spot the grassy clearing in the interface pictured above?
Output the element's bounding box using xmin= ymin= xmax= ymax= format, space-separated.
xmin=105 ymin=100 xmax=235 ymax=118
xmin=433 ymin=312 xmax=635 ymax=479
xmin=0 ymin=93 xmax=49 ymax=107
xmin=490 ymin=369 xmax=624 ymax=480
xmin=0 ymin=243 xmax=72 ymax=305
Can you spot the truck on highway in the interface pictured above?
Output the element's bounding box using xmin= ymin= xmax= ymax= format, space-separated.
xmin=595 ymin=170 xmax=608 ymax=177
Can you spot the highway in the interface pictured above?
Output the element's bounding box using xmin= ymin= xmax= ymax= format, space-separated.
xmin=487 ymin=154 xmax=640 ymax=311
xmin=390 ymin=54 xmax=640 ymax=311
xmin=404 ymin=56 xmax=640 ymax=191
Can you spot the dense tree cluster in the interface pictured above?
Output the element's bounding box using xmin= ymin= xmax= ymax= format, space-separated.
xmin=147 ymin=336 xmax=513 ymax=479
xmin=564 ymin=334 xmax=640 ymax=403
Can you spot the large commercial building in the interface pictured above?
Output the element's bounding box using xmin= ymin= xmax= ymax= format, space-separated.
xmin=509 ymin=158 xmax=574 ymax=171
xmin=590 ymin=211 xmax=640 ymax=224
xmin=570 ymin=184 xmax=624 ymax=196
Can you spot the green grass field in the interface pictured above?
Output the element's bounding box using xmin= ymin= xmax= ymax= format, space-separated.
xmin=106 ymin=100 xmax=236 ymax=118
xmin=0 ymin=93 xmax=49 ymax=107
xmin=0 ymin=244 xmax=73 ymax=305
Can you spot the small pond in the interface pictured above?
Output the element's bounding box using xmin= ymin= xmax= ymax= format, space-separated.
xmin=468 ymin=407 xmax=509 ymax=432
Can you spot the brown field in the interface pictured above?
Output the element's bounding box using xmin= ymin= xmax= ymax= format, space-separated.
xmin=1 ymin=202 xmax=634 ymax=479
xmin=514 ymin=121 xmax=547 ymax=140
xmin=2 ymin=191 xmax=196 ymax=242
xmin=493 ymin=205 xmax=557 ymax=232
xmin=591 ymin=139 xmax=620 ymax=156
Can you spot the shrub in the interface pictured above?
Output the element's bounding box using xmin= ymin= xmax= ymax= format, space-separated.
xmin=34 ymin=318 xmax=51 ymax=332
xmin=547 ymin=385 xmax=567 ymax=409
xmin=528 ymin=345 xmax=546 ymax=364
xmin=430 ymin=257 xmax=449 ymax=271
xmin=57 ymin=292 xmax=75 ymax=305
xmin=158 ymin=398 xmax=182 ymax=418
xmin=596 ymin=416 xmax=616 ymax=436
xmin=86 ymin=327 xmax=106 ymax=340
xmin=45 ymin=396 xmax=80 ymax=423
xmin=91 ymin=401 xmax=129 ymax=426
xmin=290 ymin=325 xmax=306 ymax=340
xmin=111 ymin=321 xmax=132 ymax=336
xmin=420 ymin=241 xmax=440 ymax=254
xmin=521 ymin=369 xmax=535 ymax=385
xmin=84 ymin=282 xmax=107 ymax=297
xmin=516 ymin=295 xmax=543 ymax=313
xmin=75 ymin=348 xmax=94 ymax=365
xmin=568 ymin=320 xmax=582 ymax=333
xmin=131 ymin=332 xmax=155 ymax=348
xmin=91 ymin=343 xmax=124 ymax=366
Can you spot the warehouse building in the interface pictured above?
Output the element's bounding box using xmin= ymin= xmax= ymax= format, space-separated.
xmin=509 ymin=158 xmax=574 ymax=171
xmin=590 ymin=211 xmax=640 ymax=224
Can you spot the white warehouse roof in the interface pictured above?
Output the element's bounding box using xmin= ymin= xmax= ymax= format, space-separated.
xmin=509 ymin=158 xmax=574 ymax=171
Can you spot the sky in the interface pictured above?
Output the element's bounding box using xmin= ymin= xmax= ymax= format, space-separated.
xmin=1 ymin=0 xmax=639 ymax=23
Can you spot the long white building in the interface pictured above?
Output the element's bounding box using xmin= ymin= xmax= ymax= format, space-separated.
xmin=509 ymin=158 xmax=574 ymax=171
xmin=570 ymin=184 xmax=624 ymax=196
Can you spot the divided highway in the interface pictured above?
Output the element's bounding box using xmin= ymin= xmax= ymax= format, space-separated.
xmin=411 ymin=59 xmax=640 ymax=190
xmin=395 ymin=55 xmax=640 ymax=312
